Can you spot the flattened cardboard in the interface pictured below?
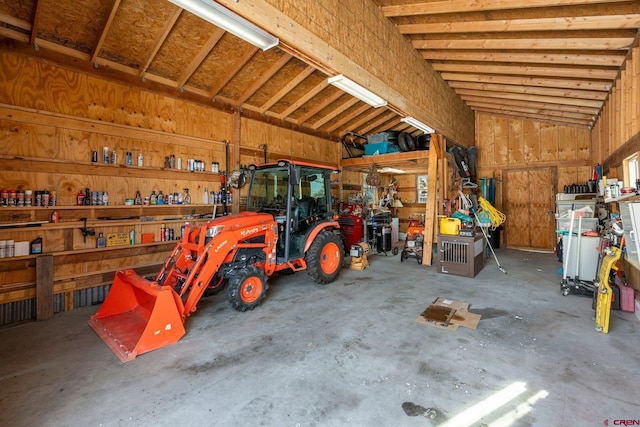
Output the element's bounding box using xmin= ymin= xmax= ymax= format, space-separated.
xmin=416 ymin=297 xmax=481 ymax=331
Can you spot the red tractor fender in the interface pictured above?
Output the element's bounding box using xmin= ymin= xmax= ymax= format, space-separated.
xmin=303 ymin=220 xmax=340 ymax=253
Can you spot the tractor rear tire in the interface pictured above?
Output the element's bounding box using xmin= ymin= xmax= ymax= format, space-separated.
xmin=227 ymin=266 xmax=268 ymax=311
xmin=307 ymin=230 xmax=344 ymax=284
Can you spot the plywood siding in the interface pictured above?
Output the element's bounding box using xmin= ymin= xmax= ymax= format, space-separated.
xmin=596 ymin=43 xmax=640 ymax=176
xmin=477 ymin=112 xmax=592 ymax=249
xmin=477 ymin=113 xmax=592 ymax=193
xmin=0 ymin=50 xmax=339 ymax=316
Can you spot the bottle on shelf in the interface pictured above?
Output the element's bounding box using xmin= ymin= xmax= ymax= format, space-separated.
xmin=96 ymin=232 xmax=106 ymax=248
xmin=30 ymin=236 xmax=43 ymax=254
xmin=183 ymin=188 xmax=191 ymax=205
xmin=50 ymin=211 xmax=59 ymax=223
xmin=160 ymin=223 xmax=166 ymax=242
xmin=157 ymin=190 xmax=164 ymax=205
xmin=129 ymin=229 xmax=135 ymax=245
xmin=150 ymin=190 xmax=157 ymax=205
xmin=203 ymin=188 xmax=209 ymax=205
xmin=76 ymin=190 xmax=85 ymax=206
xmin=134 ymin=190 xmax=142 ymax=205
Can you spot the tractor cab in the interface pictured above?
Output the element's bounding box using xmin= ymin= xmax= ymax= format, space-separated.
xmin=246 ymin=160 xmax=336 ymax=262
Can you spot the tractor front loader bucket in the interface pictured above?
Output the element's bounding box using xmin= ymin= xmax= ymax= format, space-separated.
xmin=88 ymin=269 xmax=186 ymax=362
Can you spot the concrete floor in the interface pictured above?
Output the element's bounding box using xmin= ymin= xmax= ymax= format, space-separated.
xmin=1 ymin=247 xmax=639 ymax=427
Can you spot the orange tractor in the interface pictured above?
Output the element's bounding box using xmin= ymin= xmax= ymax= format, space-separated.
xmin=89 ymin=160 xmax=344 ymax=362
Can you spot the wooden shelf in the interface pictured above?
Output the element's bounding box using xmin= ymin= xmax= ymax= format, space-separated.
xmin=0 ymin=204 xmax=218 ymax=225
xmin=0 ymin=155 xmax=220 ymax=180
xmin=340 ymin=150 xmax=430 ymax=174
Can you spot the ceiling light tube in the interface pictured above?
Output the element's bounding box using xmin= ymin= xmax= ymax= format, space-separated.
xmin=327 ymin=75 xmax=388 ymax=108
xmin=401 ymin=117 xmax=434 ymax=134
xmin=168 ymin=0 xmax=279 ymax=50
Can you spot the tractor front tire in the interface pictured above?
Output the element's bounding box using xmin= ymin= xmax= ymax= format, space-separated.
xmin=227 ymin=266 xmax=268 ymax=312
xmin=307 ymin=230 xmax=344 ymax=284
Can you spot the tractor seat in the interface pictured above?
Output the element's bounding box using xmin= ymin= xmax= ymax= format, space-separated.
xmin=297 ymin=196 xmax=316 ymax=219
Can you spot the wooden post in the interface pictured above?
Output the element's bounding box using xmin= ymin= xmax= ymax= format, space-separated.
xmin=422 ymin=133 xmax=442 ymax=266
xmin=36 ymin=254 xmax=54 ymax=320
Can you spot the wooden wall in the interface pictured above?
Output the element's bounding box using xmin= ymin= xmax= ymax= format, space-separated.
xmin=0 ymin=49 xmax=340 ymax=319
xmin=476 ymin=112 xmax=593 ymax=208
xmin=591 ymin=42 xmax=640 ymax=291
xmin=593 ymin=42 xmax=640 ymax=177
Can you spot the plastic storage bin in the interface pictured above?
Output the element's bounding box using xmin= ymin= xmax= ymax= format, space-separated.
xmin=364 ymin=142 xmax=399 ymax=156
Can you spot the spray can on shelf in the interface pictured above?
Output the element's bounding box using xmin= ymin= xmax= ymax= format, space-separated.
xmin=160 ymin=224 xmax=166 ymax=242
xmin=129 ymin=229 xmax=135 ymax=245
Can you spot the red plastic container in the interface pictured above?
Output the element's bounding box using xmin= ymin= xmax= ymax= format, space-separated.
xmin=620 ymin=284 xmax=635 ymax=313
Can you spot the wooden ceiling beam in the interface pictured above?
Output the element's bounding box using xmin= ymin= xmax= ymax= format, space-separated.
xmin=208 ymin=45 xmax=259 ymax=98
xmin=256 ymin=65 xmax=315 ymax=114
xmin=470 ymin=102 xmax=594 ymax=123
xmin=30 ymin=0 xmax=43 ymax=46
xmin=399 ymin=15 xmax=640 ymax=34
xmin=91 ymin=0 xmax=122 ymax=64
xmin=336 ymin=108 xmax=388 ymax=136
xmin=237 ymin=53 xmax=292 ymax=105
xmin=382 ymin=0 xmax=627 ymax=17
xmin=312 ymin=98 xmax=358 ymax=129
xmin=35 ymin=37 xmax=90 ymax=61
xmin=177 ymin=28 xmax=225 ymax=88
xmin=274 ymin=78 xmax=329 ymax=120
xmin=422 ymin=51 xmax=625 ymax=67
xmin=325 ymin=104 xmax=371 ymax=133
xmin=460 ymin=94 xmax=600 ymax=114
xmin=432 ymin=63 xmax=618 ymax=80
xmin=448 ymin=81 xmax=608 ymax=100
xmin=0 ymin=26 xmax=30 ymax=44
xmin=470 ymin=105 xmax=593 ymax=127
xmin=138 ymin=6 xmax=182 ymax=77
xmin=0 ymin=13 xmax=31 ymax=31
xmin=295 ymin=90 xmax=344 ymax=125
xmin=370 ymin=118 xmax=404 ymax=135
xmin=440 ymin=72 xmax=612 ymax=91
xmin=456 ymin=88 xmax=602 ymax=108
xmin=358 ymin=111 xmax=399 ymax=135
xmin=413 ymin=37 xmax=635 ymax=50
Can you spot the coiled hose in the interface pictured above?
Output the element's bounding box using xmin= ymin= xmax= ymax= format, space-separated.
xmin=477 ymin=196 xmax=506 ymax=229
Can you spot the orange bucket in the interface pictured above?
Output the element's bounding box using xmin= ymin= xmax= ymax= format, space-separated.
xmin=88 ymin=269 xmax=186 ymax=362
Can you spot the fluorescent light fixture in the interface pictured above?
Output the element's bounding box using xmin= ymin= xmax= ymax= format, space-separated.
xmin=168 ymin=0 xmax=279 ymax=50
xmin=327 ymin=75 xmax=387 ymax=108
xmin=401 ymin=117 xmax=434 ymax=134
xmin=379 ymin=167 xmax=406 ymax=174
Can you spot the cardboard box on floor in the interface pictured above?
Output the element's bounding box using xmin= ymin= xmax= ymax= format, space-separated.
xmin=416 ymin=297 xmax=481 ymax=331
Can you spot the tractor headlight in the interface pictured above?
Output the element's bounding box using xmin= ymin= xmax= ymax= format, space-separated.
xmin=205 ymin=225 xmax=225 ymax=238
